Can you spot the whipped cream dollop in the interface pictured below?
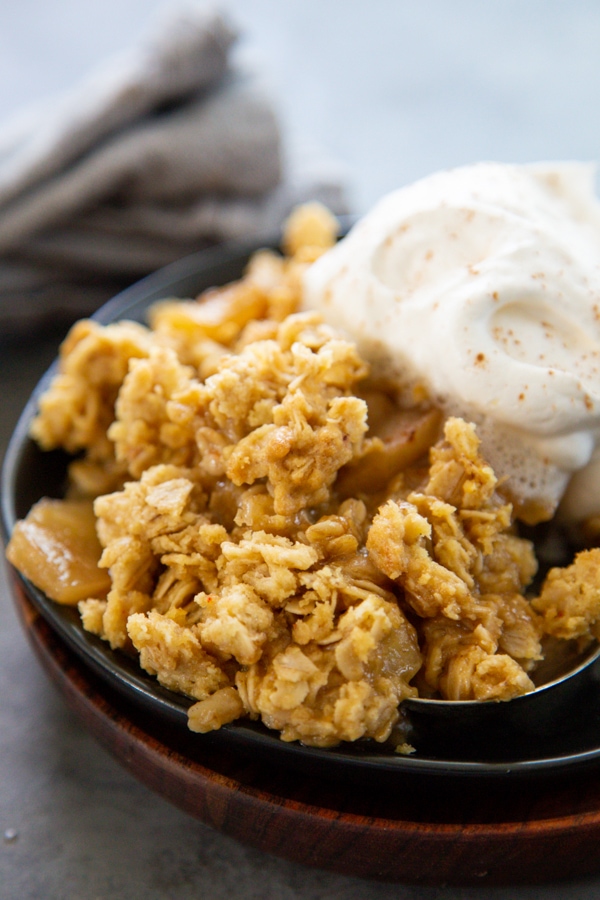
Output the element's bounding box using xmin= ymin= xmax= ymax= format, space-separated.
xmin=303 ymin=162 xmax=600 ymax=523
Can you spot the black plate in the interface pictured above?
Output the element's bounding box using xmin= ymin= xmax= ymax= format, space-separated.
xmin=5 ymin=238 xmax=600 ymax=784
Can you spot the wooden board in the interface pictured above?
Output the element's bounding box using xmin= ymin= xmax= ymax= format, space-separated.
xmin=11 ymin=576 xmax=600 ymax=886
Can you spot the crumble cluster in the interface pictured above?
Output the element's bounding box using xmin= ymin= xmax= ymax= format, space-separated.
xmin=9 ymin=203 xmax=600 ymax=748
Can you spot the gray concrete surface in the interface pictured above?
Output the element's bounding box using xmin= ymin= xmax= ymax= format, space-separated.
xmin=4 ymin=2 xmax=600 ymax=897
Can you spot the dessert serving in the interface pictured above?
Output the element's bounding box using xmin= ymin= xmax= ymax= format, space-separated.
xmin=6 ymin=163 xmax=600 ymax=751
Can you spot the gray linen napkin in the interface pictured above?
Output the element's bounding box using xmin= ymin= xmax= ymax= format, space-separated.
xmin=0 ymin=3 xmax=347 ymax=333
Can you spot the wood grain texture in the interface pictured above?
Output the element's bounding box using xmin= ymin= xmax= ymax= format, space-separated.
xmin=11 ymin=575 xmax=600 ymax=886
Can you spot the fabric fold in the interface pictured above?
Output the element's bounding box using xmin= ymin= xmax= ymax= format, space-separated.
xmin=0 ymin=3 xmax=347 ymax=334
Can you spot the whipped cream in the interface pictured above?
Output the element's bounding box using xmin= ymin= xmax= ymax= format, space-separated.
xmin=303 ymin=162 xmax=600 ymax=523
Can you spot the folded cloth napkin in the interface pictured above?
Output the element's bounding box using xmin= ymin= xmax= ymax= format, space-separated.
xmin=0 ymin=3 xmax=347 ymax=333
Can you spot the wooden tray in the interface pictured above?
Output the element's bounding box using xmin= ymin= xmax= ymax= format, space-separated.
xmin=12 ymin=575 xmax=600 ymax=886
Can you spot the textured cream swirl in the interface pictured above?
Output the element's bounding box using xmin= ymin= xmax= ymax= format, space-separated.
xmin=303 ymin=162 xmax=600 ymax=523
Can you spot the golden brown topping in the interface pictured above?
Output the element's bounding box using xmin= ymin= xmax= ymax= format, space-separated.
xmin=367 ymin=499 xmax=474 ymax=621
xmin=127 ymin=610 xmax=230 ymax=699
xmin=30 ymin=320 xmax=153 ymax=460
xmin=108 ymin=346 xmax=198 ymax=478
xmin=532 ymin=549 xmax=600 ymax=639
xmin=237 ymin=594 xmax=420 ymax=747
xmin=419 ymin=616 xmax=535 ymax=701
xmin=188 ymin=687 xmax=245 ymax=733
xmin=9 ymin=210 xmax=600 ymax=749
xmin=281 ymin=202 xmax=339 ymax=258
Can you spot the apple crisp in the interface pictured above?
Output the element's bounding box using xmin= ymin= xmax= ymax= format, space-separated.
xmin=7 ymin=203 xmax=600 ymax=748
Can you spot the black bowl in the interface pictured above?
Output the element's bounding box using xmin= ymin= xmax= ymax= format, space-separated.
xmin=5 ymin=238 xmax=600 ymax=784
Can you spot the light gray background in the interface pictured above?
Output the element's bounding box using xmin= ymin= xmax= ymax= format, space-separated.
xmin=3 ymin=2 xmax=600 ymax=898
